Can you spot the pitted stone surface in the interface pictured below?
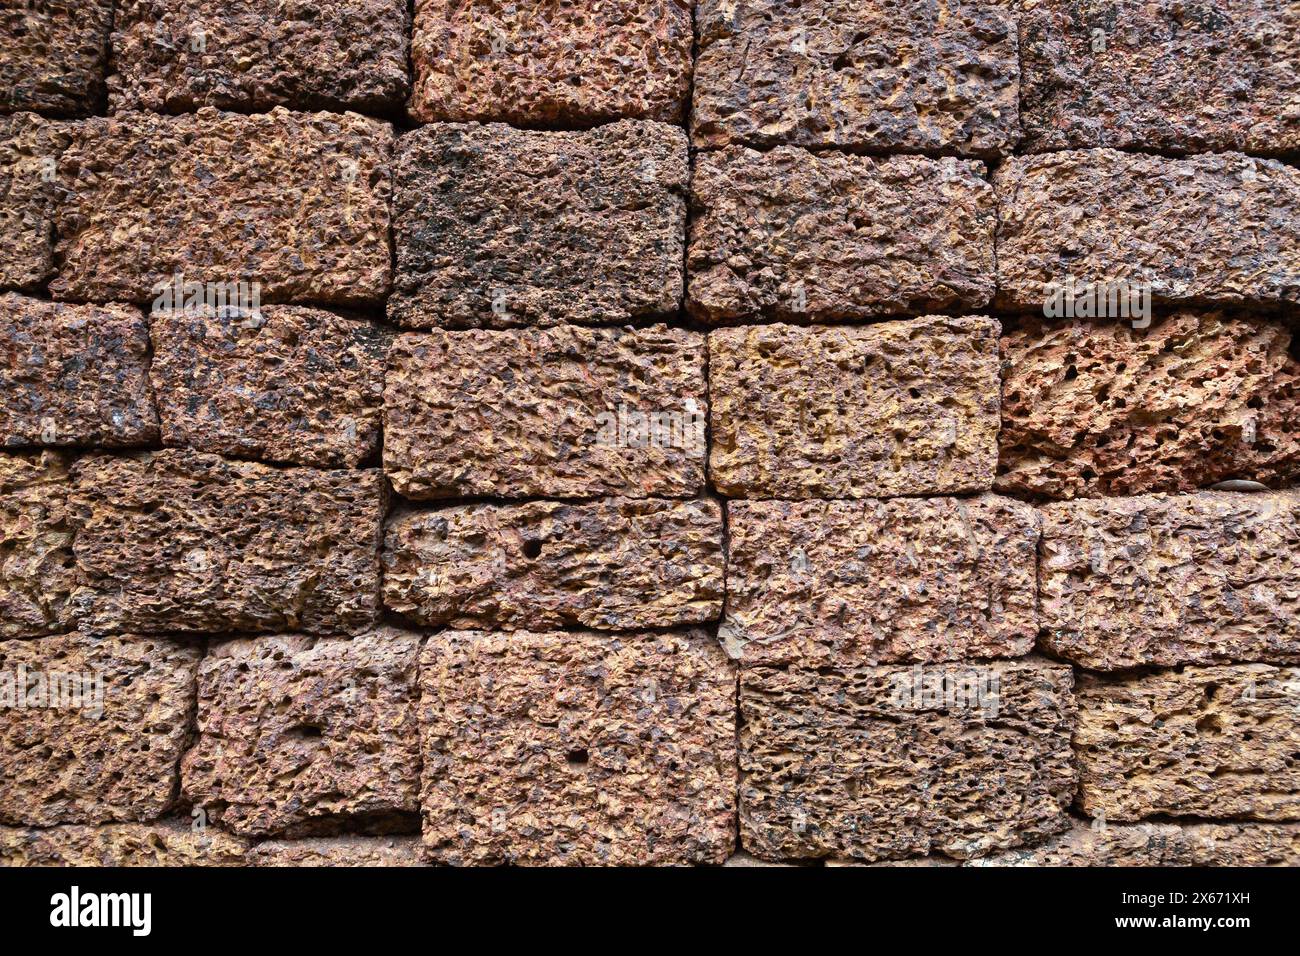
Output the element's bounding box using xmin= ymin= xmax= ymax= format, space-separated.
xmin=995 ymin=150 xmax=1300 ymax=313
xmin=182 ymin=630 xmax=422 ymax=838
xmin=1020 ymin=0 xmax=1300 ymax=155
xmin=693 ymin=0 xmax=1019 ymax=157
xmin=51 ymin=108 xmax=392 ymax=307
xmin=708 ymin=317 xmax=1001 ymax=499
xmin=1 ymin=295 xmax=158 ymax=449
xmin=110 ymin=0 xmax=410 ymax=114
xmin=688 ymin=147 xmax=996 ymax=322
xmin=0 ymin=451 xmax=74 ymax=640
xmin=0 ymin=113 xmax=71 ymax=291
xmin=0 ymin=821 xmax=249 ymax=867
xmin=384 ymin=325 xmax=706 ymax=501
xmin=249 ymin=835 xmax=422 ymax=867
xmin=150 ymin=306 xmax=390 ymax=468
xmin=0 ymin=0 xmax=112 ymax=116
xmin=999 ymin=314 xmax=1300 ymax=500
xmin=391 ymin=121 xmax=687 ymax=329
xmin=0 ymin=633 xmax=200 ymax=827
xmin=971 ymin=822 xmax=1300 ymax=867
xmin=410 ymin=0 xmax=692 ymax=126
xmin=384 ymin=498 xmax=724 ymax=631
xmin=68 ymin=450 xmax=386 ymax=637
xmin=725 ymin=496 xmax=1039 ymax=666
xmin=1076 ymin=664 xmax=1300 ymax=822
xmin=740 ymin=658 xmax=1077 ymax=862
xmin=419 ymin=629 xmax=736 ymax=865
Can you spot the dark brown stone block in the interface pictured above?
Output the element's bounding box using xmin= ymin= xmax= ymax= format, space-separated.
xmin=0 ymin=113 xmax=70 ymax=291
xmin=0 ymin=0 xmax=112 ymax=116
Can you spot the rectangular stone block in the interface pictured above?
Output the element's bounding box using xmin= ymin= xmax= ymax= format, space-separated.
xmin=51 ymin=108 xmax=392 ymax=307
xmin=0 ymin=633 xmax=200 ymax=827
xmin=688 ymin=148 xmax=996 ymax=322
xmin=419 ymin=629 xmax=736 ymax=865
xmin=1020 ymin=0 xmax=1300 ymax=155
xmin=68 ymin=450 xmax=386 ymax=636
xmin=249 ymin=836 xmax=423 ymax=867
xmin=971 ymin=822 xmax=1300 ymax=867
xmin=391 ymin=121 xmax=687 ymax=329
xmin=740 ymin=658 xmax=1077 ymax=862
xmin=724 ymin=496 xmax=1039 ymax=666
xmin=995 ymin=150 xmax=1300 ymax=312
xmin=0 ymin=821 xmax=248 ymax=867
xmin=410 ymin=0 xmax=691 ymax=126
xmin=708 ymin=317 xmax=1001 ymax=499
xmin=1 ymin=295 xmax=158 ymax=449
xmin=0 ymin=451 xmax=74 ymax=640
xmin=693 ymin=0 xmax=1019 ymax=157
xmin=999 ymin=313 xmax=1300 ymax=499
xmin=384 ymin=325 xmax=706 ymax=500
xmin=1076 ymin=665 xmax=1300 ymax=822
xmin=0 ymin=0 xmax=112 ymax=116
xmin=150 ymin=305 xmax=390 ymax=469
xmin=1040 ymin=491 xmax=1300 ymax=670
xmin=109 ymin=0 xmax=410 ymax=114
xmin=182 ymin=630 xmax=422 ymax=838
xmin=383 ymin=498 xmax=723 ymax=631
xmin=0 ymin=113 xmax=70 ymax=291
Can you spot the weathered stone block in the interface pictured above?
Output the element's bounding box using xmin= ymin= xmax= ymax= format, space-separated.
xmin=972 ymin=822 xmax=1300 ymax=867
xmin=110 ymin=0 xmax=410 ymax=114
xmin=0 ymin=633 xmax=200 ymax=826
xmin=0 ymin=451 xmax=74 ymax=640
xmin=693 ymin=0 xmax=1019 ymax=157
xmin=741 ymin=658 xmax=1076 ymax=862
xmin=249 ymin=835 xmax=423 ymax=867
xmin=0 ymin=113 xmax=70 ymax=291
xmin=995 ymin=150 xmax=1300 ymax=312
xmin=182 ymin=630 xmax=422 ymax=839
xmin=1076 ymin=665 xmax=1300 ymax=822
xmin=688 ymin=147 xmax=996 ymax=322
xmin=51 ymin=108 xmax=392 ymax=307
xmin=999 ymin=314 xmax=1300 ymax=499
xmin=410 ymin=0 xmax=691 ymax=126
xmin=724 ymin=496 xmax=1038 ymax=666
xmin=0 ymin=821 xmax=248 ymax=867
xmin=150 ymin=306 xmax=389 ymax=468
xmin=384 ymin=498 xmax=723 ymax=631
xmin=1040 ymin=491 xmax=1300 ymax=670
xmin=419 ymin=629 xmax=736 ymax=865
xmin=1 ymin=295 xmax=158 ymax=449
xmin=384 ymin=325 xmax=706 ymax=501
xmin=1020 ymin=0 xmax=1300 ymax=155
xmin=68 ymin=450 xmax=386 ymax=636
xmin=708 ymin=317 xmax=1001 ymax=499
xmin=0 ymin=0 xmax=112 ymax=116
xmin=391 ymin=121 xmax=687 ymax=329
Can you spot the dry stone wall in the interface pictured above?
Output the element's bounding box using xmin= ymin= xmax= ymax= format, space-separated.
xmin=1 ymin=0 xmax=1298 ymax=868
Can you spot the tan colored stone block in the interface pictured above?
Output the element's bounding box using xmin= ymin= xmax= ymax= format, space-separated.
xmin=0 ymin=451 xmax=74 ymax=640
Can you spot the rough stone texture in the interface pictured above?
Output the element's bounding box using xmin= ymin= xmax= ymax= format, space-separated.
xmin=109 ymin=0 xmax=410 ymax=114
xmin=724 ymin=496 xmax=1039 ymax=666
xmin=0 ymin=113 xmax=71 ymax=291
xmin=0 ymin=821 xmax=249 ymax=867
xmin=999 ymin=314 xmax=1300 ymax=500
xmin=972 ymin=822 xmax=1300 ymax=867
xmin=740 ymin=658 xmax=1077 ymax=862
xmin=182 ymin=630 xmax=422 ymax=839
xmin=995 ymin=150 xmax=1300 ymax=313
xmin=384 ymin=325 xmax=706 ymax=501
xmin=391 ymin=121 xmax=687 ymax=329
xmin=249 ymin=835 xmax=423 ymax=867
xmin=384 ymin=498 xmax=724 ymax=631
xmin=68 ymin=450 xmax=386 ymax=637
xmin=1076 ymin=664 xmax=1300 ymax=822
xmin=150 ymin=306 xmax=390 ymax=468
xmin=1040 ymin=490 xmax=1300 ymax=670
xmin=0 ymin=0 xmax=112 ymax=116
xmin=708 ymin=317 xmax=1001 ymax=499
xmin=1020 ymin=0 xmax=1300 ymax=155
xmin=410 ymin=0 xmax=692 ymax=126
xmin=693 ymin=0 xmax=1019 ymax=157
xmin=0 ymin=451 xmax=74 ymax=640
xmin=419 ymin=629 xmax=736 ymax=865
xmin=688 ymin=147 xmax=996 ymax=323
xmin=51 ymin=108 xmax=392 ymax=307
xmin=1 ymin=295 xmax=158 ymax=449
xmin=0 ymin=633 xmax=200 ymax=827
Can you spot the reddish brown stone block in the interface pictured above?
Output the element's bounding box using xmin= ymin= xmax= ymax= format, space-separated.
xmin=0 ymin=113 xmax=70 ymax=291
xmin=0 ymin=820 xmax=249 ymax=866
xmin=248 ymin=835 xmax=423 ymax=867
xmin=0 ymin=0 xmax=112 ymax=116
xmin=972 ymin=822 xmax=1300 ymax=867
xmin=0 ymin=451 xmax=74 ymax=640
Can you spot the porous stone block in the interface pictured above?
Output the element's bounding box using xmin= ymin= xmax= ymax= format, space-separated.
xmin=248 ymin=835 xmax=423 ymax=867
xmin=0 ymin=821 xmax=249 ymax=867
xmin=0 ymin=451 xmax=74 ymax=640
xmin=971 ymin=822 xmax=1300 ymax=867
xmin=0 ymin=113 xmax=70 ymax=290
xmin=0 ymin=0 xmax=112 ymax=116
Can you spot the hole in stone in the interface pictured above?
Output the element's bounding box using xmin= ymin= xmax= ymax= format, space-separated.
xmin=566 ymin=748 xmax=589 ymax=767
xmin=521 ymin=539 xmax=543 ymax=559
xmin=290 ymin=723 xmax=324 ymax=739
